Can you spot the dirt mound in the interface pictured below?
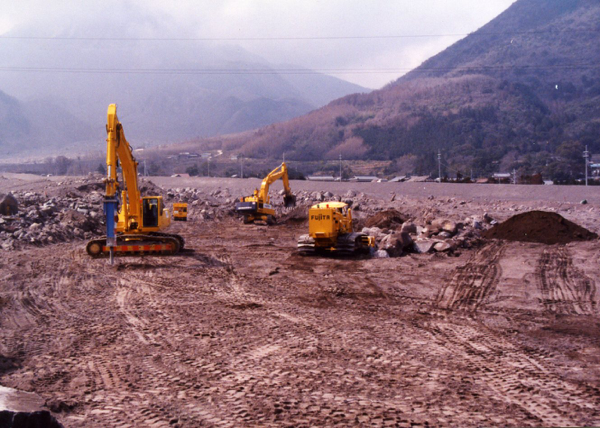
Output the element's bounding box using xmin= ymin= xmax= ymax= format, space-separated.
xmin=365 ymin=209 xmax=407 ymax=229
xmin=76 ymin=182 xmax=103 ymax=192
xmin=482 ymin=211 xmax=597 ymax=244
xmin=278 ymin=206 xmax=308 ymax=224
xmin=139 ymin=179 xmax=164 ymax=196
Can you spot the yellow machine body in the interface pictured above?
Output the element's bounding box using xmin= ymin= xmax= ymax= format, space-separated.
xmin=173 ymin=203 xmax=188 ymax=221
xmin=298 ymin=201 xmax=375 ymax=254
xmin=309 ymin=202 xmax=353 ymax=246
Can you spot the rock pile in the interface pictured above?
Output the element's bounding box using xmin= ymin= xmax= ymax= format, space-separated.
xmin=0 ymin=190 xmax=104 ymax=251
xmin=364 ymin=212 xmax=488 ymax=257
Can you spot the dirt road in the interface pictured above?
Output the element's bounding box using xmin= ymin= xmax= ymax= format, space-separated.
xmin=1 ymin=176 xmax=600 ymax=426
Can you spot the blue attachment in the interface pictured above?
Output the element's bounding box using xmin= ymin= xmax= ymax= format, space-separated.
xmin=103 ymin=198 xmax=118 ymax=247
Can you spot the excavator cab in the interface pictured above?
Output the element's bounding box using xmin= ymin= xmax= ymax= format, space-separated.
xmin=142 ymin=197 xmax=160 ymax=228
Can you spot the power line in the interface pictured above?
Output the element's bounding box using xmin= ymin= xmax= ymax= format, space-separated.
xmin=0 ymin=29 xmax=599 ymax=42
xmin=0 ymin=63 xmax=598 ymax=76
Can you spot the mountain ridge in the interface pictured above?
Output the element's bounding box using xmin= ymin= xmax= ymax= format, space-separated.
xmin=204 ymin=0 xmax=600 ymax=179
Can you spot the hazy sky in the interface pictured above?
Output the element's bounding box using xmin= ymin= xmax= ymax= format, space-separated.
xmin=0 ymin=0 xmax=516 ymax=88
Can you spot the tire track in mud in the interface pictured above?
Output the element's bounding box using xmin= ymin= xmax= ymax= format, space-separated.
xmin=536 ymin=246 xmax=597 ymax=315
xmin=74 ymin=252 xmax=271 ymax=426
xmin=424 ymin=320 xmax=600 ymax=427
xmin=436 ymin=242 xmax=505 ymax=311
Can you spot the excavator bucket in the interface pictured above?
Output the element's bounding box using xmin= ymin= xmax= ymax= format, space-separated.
xmin=284 ymin=194 xmax=297 ymax=208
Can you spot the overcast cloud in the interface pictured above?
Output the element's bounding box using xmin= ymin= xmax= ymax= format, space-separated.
xmin=0 ymin=0 xmax=516 ymax=88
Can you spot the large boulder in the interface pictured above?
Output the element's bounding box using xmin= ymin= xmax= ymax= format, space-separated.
xmin=379 ymin=233 xmax=403 ymax=257
xmin=401 ymin=222 xmax=417 ymax=235
xmin=0 ymin=194 xmax=18 ymax=215
xmin=379 ymin=232 xmax=414 ymax=257
xmin=431 ymin=218 xmax=457 ymax=235
xmin=433 ymin=242 xmax=453 ymax=252
xmin=414 ymin=240 xmax=435 ymax=254
xmin=0 ymin=410 xmax=63 ymax=428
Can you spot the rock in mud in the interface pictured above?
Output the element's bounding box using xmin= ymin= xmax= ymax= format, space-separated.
xmin=373 ymin=249 xmax=390 ymax=258
xmin=0 ymin=410 xmax=63 ymax=428
xmin=400 ymin=222 xmax=417 ymax=235
xmin=414 ymin=240 xmax=435 ymax=254
xmin=379 ymin=233 xmax=403 ymax=257
xmin=431 ymin=218 xmax=457 ymax=235
xmin=433 ymin=242 xmax=453 ymax=252
xmin=0 ymin=194 xmax=18 ymax=216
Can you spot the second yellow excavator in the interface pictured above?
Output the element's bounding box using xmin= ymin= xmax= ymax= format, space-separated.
xmin=235 ymin=162 xmax=296 ymax=225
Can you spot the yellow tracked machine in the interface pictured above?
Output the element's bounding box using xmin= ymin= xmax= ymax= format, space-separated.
xmin=86 ymin=104 xmax=185 ymax=261
xmin=297 ymin=201 xmax=375 ymax=255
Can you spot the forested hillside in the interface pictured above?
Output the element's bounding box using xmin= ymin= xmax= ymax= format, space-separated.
xmin=210 ymin=0 xmax=600 ymax=179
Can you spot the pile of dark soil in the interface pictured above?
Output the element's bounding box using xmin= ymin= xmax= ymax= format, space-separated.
xmin=365 ymin=209 xmax=407 ymax=229
xmin=482 ymin=211 xmax=597 ymax=244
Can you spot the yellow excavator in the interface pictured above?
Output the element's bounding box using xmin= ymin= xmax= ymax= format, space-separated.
xmin=297 ymin=201 xmax=375 ymax=255
xmin=235 ymin=162 xmax=296 ymax=224
xmin=86 ymin=104 xmax=184 ymax=261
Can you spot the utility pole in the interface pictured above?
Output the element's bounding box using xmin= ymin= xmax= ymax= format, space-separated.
xmin=207 ymin=158 xmax=210 ymax=177
xmin=584 ymin=145 xmax=590 ymax=186
xmin=513 ymin=168 xmax=517 ymax=185
xmin=339 ymin=153 xmax=343 ymax=182
xmin=144 ymin=159 xmax=147 ymax=177
xmin=438 ymin=150 xmax=442 ymax=183
xmin=240 ymin=155 xmax=244 ymax=179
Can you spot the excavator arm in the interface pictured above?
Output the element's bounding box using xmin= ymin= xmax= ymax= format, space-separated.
xmin=258 ymin=162 xmax=296 ymax=207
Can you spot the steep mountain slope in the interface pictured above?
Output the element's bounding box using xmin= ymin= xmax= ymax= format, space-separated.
xmin=0 ymin=5 xmax=367 ymax=158
xmin=220 ymin=0 xmax=600 ymax=178
xmin=0 ymin=90 xmax=30 ymax=156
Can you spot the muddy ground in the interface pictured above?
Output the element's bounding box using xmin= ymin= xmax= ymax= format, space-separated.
xmin=1 ymin=174 xmax=600 ymax=427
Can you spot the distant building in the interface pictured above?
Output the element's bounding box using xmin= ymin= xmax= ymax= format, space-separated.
xmin=406 ymin=176 xmax=429 ymax=183
xmin=492 ymin=173 xmax=512 ymax=184
xmin=389 ymin=176 xmax=407 ymax=182
xmin=175 ymin=152 xmax=200 ymax=159
xmin=351 ymin=176 xmax=379 ymax=182
xmin=307 ymin=175 xmax=335 ymax=181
